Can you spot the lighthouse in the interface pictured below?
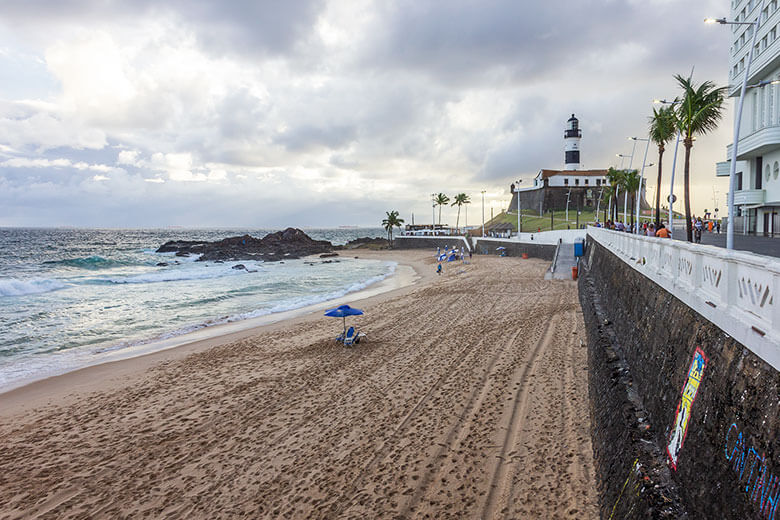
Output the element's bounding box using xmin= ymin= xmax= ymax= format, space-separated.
xmin=564 ymin=114 xmax=582 ymax=170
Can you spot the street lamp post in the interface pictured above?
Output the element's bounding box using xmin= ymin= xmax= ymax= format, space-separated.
xmin=514 ymin=180 xmax=522 ymax=236
xmin=431 ymin=193 xmax=436 ymax=233
xmin=630 ymin=136 xmax=651 ymax=232
xmin=565 ymin=188 xmax=572 ymax=223
xmin=653 ymin=99 xmax=683 ymax=237
xmin=481 ymin=190 xmax=486 ymax=237
xmin=616 ymin=152 xmax=634 ymax=222
xmin=706 ymin=6 xmax=767 ymax=249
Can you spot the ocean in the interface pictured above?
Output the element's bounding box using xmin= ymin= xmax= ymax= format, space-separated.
xmin=0 ymin=227 xmax=389 ymax=391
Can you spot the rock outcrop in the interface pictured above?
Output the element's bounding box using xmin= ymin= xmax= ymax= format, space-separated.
xmin=156 ymin=228 xmax=333 ymax=262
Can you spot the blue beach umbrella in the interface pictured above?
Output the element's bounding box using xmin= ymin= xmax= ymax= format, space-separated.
xmin=325 ymin=304 xmax=364 ymax=335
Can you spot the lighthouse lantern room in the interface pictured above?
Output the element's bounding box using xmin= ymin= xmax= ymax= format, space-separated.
xmin=564 ymin=113 xmax=582 ymax=170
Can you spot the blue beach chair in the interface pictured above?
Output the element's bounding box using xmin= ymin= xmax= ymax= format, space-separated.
xmin=343 ymin=326 xmax=357 ymax=346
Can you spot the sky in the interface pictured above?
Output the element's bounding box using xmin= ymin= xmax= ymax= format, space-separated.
xmin=0 ymin=0 xmax=733 ymax=228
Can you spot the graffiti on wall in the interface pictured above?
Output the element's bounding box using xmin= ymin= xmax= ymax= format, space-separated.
xmin=667 ymin=347 xmax=708 ymax=470
xmin=725 ymin=423 xmax=780 ymax=519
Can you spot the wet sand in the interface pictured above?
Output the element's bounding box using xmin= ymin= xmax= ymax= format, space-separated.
xmin=0 ymin=250 xmax=597 ymax=519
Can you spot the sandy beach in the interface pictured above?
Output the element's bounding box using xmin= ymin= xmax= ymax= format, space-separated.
xmin=0 ymin=250 xmax=597 ymax=519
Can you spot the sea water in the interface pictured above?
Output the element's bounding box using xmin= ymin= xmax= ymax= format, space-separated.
xmin=0 ymin=227 xmax=388 ymax=391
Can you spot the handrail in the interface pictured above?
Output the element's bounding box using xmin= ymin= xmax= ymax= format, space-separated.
xmin=587 ymin=226 xmax=780 ymax=370
xmin=550 ymin=238 xmax=563 ymax=273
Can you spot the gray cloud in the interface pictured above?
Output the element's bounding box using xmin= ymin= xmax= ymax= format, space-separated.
xmin=0 ymin=0 xmax=736 ymax=226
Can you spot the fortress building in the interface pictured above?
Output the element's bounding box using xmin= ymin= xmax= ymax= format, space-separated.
xmin=508 ymin=114 xmax=647 ymax=217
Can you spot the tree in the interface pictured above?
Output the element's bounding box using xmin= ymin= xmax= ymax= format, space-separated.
xmin=382 ymin=210 xmax=404 ymax=247
xmin=450 ymin=193 xmax=471 ymax=233
xmin=649 ymin=104 xmax=678 ymax=228
xmin=434 ymin=193 xmax=450 ymax=226
xmin=622 ymin=169 xmax=640 ymax=230
xmin=601 ymin=184 xmax=615 ymax=223
xmin=606 ymin=167 xmax=625 ymax=221
xmin=675 ymin=74 xmax=726 ymax=242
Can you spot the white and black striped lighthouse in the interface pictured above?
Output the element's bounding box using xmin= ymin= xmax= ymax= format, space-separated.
xmin=564 ymin=113 xmax=582 ymax=170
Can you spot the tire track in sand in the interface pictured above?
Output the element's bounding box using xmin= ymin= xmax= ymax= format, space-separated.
xmin=329 ymin=294 xmax=505 ymax=517
xmin=395 ymin=325 xmax=529 ymax=518
xmin=480 ymin=300 xmax=561 ymax=520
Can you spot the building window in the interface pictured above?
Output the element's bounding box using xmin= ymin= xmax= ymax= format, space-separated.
xmin=596 ymin=179 xmax=601 ymax=186
xmin=774 ymin=161 xmax=779 ymax=179
xmin=575 ymin=179 xmax=580 ymax=186
xmin=564 ymin=178 xmax=569 ymax=186
xmin=766 ymin=164 xmax=771 ymax=181
xmin=584 ymin=179 xmax=589 ymax=185
xmin=769 ymin=83 xmax=775 ymax=124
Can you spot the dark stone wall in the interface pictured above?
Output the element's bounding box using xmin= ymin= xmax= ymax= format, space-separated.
xmin=472 ymin=239 xmax=555 ymax=260
xmin=509 ymin=186 xmax=650 ymax=216
xmin=579 ymin=238 xmax=780 ymax=519
xmin=393 ymin=237 xmax=471 ymax=251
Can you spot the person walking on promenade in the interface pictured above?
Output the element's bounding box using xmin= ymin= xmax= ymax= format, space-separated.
xmin=716 ymin=220 xmax=721 ymax=233
xmin=655 ymin=224 xmax=670 ymax=238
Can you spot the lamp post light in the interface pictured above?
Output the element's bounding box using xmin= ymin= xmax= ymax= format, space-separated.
xmin=706 ymin=6 xmax=767 ymax=249
xmin=480 ymin=194 xmax=485 ymax=236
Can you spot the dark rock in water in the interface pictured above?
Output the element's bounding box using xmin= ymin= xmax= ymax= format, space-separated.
xmin=232 ymin=264 xmax=246 ymax=270
xmin=156 ymin=262 xmax=168 ymax=267
xmin=342 ymin=237 xmax=389 ymax=249
xmin=320 ymin=252 xmax=339 ymax=258
xmin=156 ymin=228 xmax=333 ymax=263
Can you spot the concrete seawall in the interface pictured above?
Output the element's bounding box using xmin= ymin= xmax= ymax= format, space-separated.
xmin=579 ymin=237 xmax=780 ymax=518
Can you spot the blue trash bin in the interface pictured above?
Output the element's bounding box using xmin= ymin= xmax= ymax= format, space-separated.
xmin=574 ymin=240 xmax=584 ymax=257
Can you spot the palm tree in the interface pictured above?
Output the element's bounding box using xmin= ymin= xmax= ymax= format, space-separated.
xmin=601 ymin=184 xmax=615 ymax=223
xmin=623 ymin=169 xmax=640 ymax=230
xmin=606 ymin=167 xmax=625 ymax=221
xmin=434 ymin=193 xmax=450 ymax=226
xmin=675 ymin=74 xmax=727 ymax=242
xmin=450 ymin=193 xmax=471 ymax=233
xmin=382 ymin=210 xmax=405 ymax=248
xmin=649 ymin=105 xmax=678 ymax=228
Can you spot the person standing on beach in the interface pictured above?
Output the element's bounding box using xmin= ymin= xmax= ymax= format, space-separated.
xmin=437 ymin=263 xmax=442 ymax=275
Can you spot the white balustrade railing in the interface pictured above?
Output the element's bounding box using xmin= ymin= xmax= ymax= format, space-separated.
xmin=588 ymin=226 xmax=780 ymax=370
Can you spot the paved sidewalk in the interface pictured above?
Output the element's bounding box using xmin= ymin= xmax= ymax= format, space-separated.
xmin=669 ymin=227 xmax=780 ymax=258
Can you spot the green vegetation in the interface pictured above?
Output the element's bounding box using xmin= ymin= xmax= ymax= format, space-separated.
xmin=382 ymin=210 xmax=404 ymax=247
xmin=479 ymin=208 xmax=598 ymax=233
xmin=649 ymin=104 xmax=677 ymax=227
xmin=674 ymin=74 xmax=726 ymax=242
xmin=434 ymin=193 xmax=450 ymax=225
xmin=451 ymin=193 xmax=471 ymax=233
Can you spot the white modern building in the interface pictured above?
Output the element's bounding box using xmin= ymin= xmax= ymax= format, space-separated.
xmin=718 ymin=0 xmax=780 ymax=235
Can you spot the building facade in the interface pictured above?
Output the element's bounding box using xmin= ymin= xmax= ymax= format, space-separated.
xmin=718 ymin=0 xmax=780 ymax=235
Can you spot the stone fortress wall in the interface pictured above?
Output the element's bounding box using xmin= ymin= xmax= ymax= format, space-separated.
xmin=579 ymin=230 xmax=780 ymax=518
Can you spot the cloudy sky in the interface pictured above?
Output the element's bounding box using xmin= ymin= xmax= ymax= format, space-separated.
xmin=0 ymin=0 xmax=732 ymax=228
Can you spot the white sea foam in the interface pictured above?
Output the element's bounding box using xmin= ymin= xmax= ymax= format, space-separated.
xmin=93 ymin=261 xmax=397 ymax=353
xmin=0 ymin=277 xmax=67 ymax=297
xmin=106 ymin=263 xmax=253 ymax=284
